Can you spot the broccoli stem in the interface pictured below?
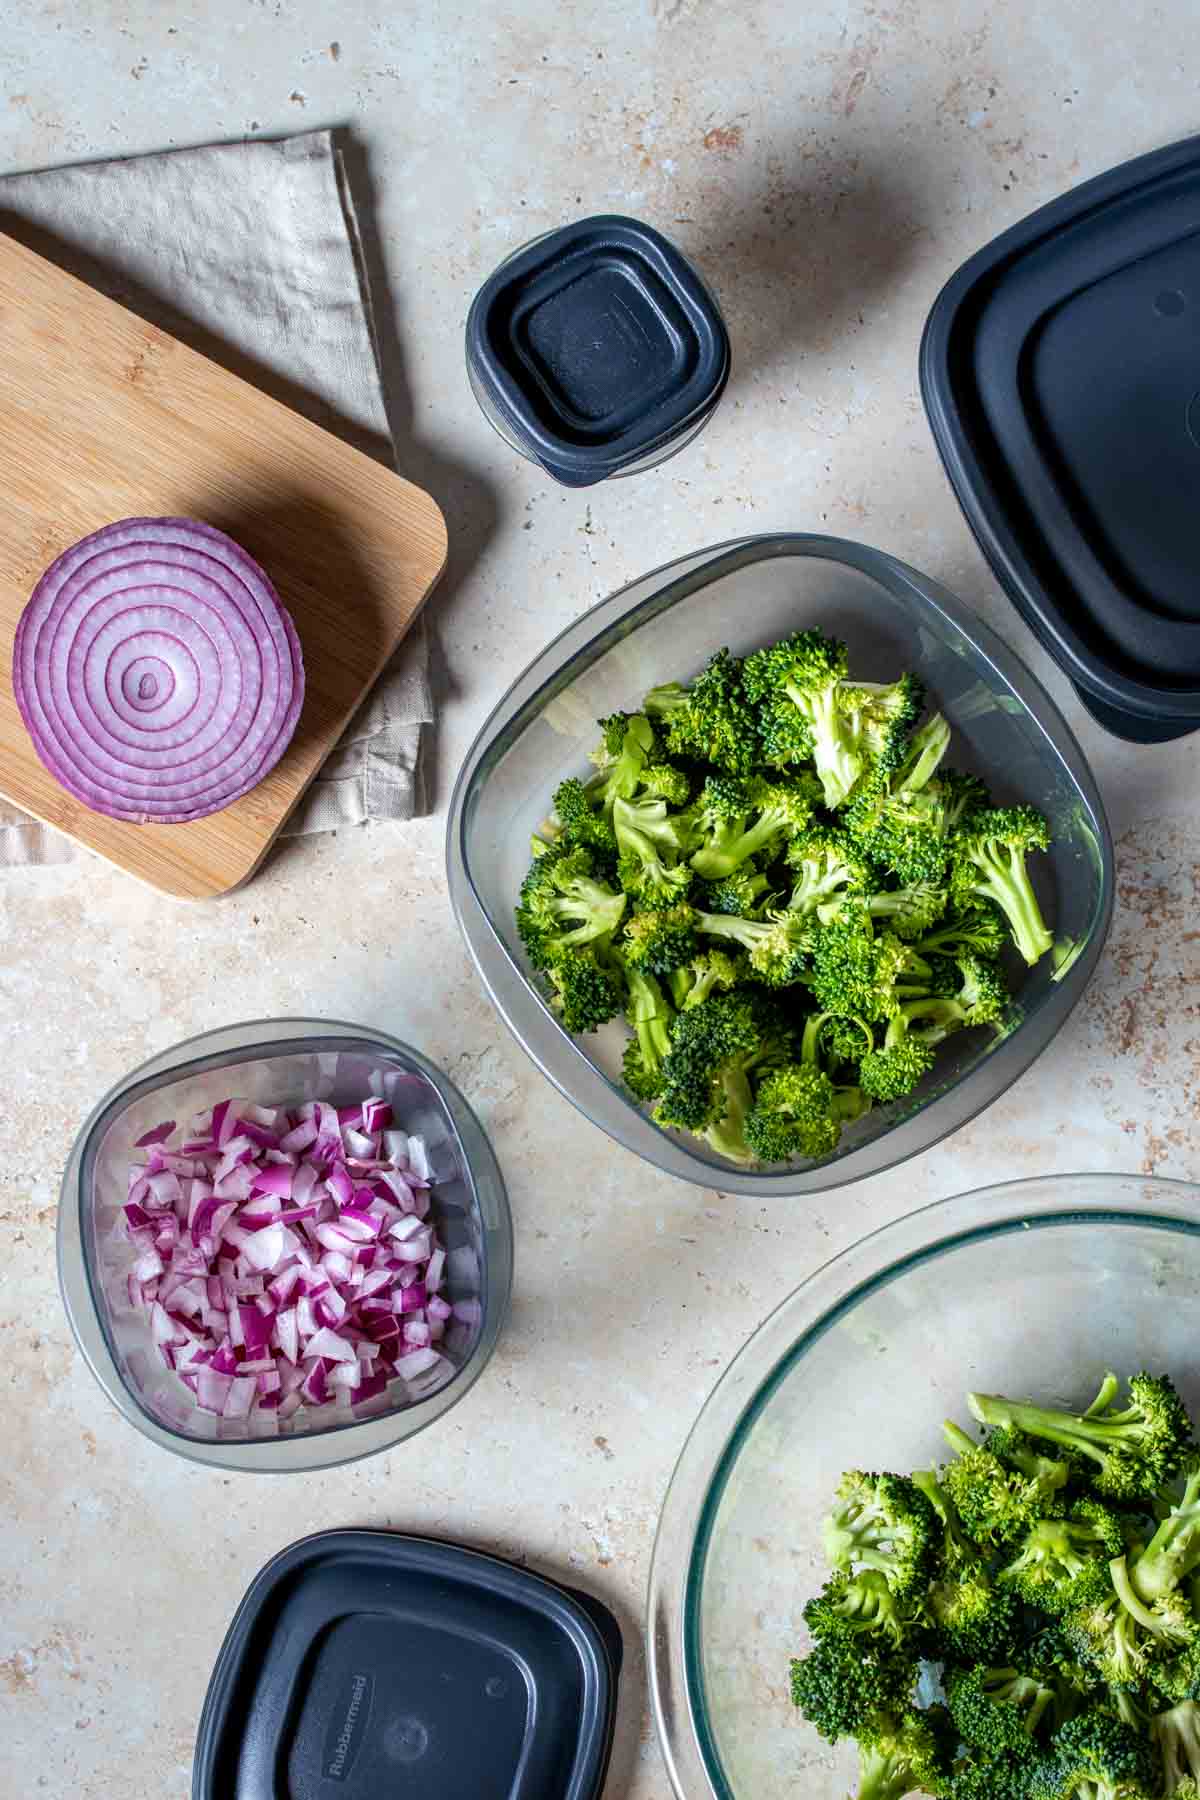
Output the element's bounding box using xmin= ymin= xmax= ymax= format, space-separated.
xmin=968 ymin=1390 xmax=1154 ymax=1464
xmin=784 ymin=679 xmax=862 ymax=808
xmin=1130 ymin=1466 xmax=1200 ymax=1603
xmin=1109 ymin=1555 xmax=1173 ymax=1636
xmin=691 ymin=809 xmax=788 ymax=880
xmin=703 ymin=1064 xmax=756 ymax=1165
xmin=965 ymin=846 xmax=1053 ymax=966
xmin=855 ymin=1740 xmax=911 ymax=1800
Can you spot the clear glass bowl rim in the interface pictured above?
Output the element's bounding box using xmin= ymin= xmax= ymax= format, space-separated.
xmin=646 ymin=1172 xmax=1200 ymax=1800
xmin=446 ymin=531 xmax=1115 ymax=1196
xmin=56 ymin=1016 xmax=514 ymax=1474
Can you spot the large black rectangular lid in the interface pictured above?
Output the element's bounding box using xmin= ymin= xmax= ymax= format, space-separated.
xmin=193 ymin=1530 xmax=622 ymax=1800
xmin=921 ymin=134 xmax=1200 ymax=740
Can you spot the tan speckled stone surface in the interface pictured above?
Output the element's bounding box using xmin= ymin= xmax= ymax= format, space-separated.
xmin=2 ymin=4 xmax=1200 ymax=1795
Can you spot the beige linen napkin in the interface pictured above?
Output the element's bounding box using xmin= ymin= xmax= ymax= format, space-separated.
xmin=0 ymin=129 xmax=431 ymax=869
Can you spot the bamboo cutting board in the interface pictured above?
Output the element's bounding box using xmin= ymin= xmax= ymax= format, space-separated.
xmin=0 ymin=230 xmax=447 ymax=898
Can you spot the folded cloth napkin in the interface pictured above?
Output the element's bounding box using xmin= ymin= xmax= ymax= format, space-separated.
xmin=0 ymin=129 xmax=431 ymax=869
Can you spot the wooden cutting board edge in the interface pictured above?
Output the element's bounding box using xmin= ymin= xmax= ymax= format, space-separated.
xmin=0 ymin=229 xmax=450 ymax=900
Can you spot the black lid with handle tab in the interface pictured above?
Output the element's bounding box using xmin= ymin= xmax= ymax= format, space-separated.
xmin=921 ymin=133 xmax=1200 ymax=741
xmin=192 ymin=1529 xmax=622 ymax=1800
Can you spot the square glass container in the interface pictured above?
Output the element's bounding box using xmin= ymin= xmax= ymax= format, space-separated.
xmin=447 ymin=534 xmax=1113 ymax=1196
xmin=57 ymin=1019 xmax=513 ymax=1472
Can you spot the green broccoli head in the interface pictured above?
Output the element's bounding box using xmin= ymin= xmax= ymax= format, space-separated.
xmin=854 ymin=1704 xmax=957 ymax=1800
xmin=679 ymin=948 xmax=746 ymax=1009
xmin=1152 ymin=1700 xmax=1200 ymax=1797
xmin=698 ymin=867 xmax=773 ymax=917
xmin=544 ymin=947 xmax=625 ymax=1035
xmin=920 ymin=901 xmax=1009 ymax=961
xmin=688 ymin=773 xmax=816 ymax=881
xmin=789 ymin=1620 xmax=913 ymax=1743
xmin=516 ymin=845 xmax=628 ymax=970
xmin=839 ymin=676 xmax=930 ymax=781
xmin=653 ymin=989 xmax=792 ymax=1148
xmin=858 ymin=1031 xmax=936 ymax=1103
xmin=947 ymin=1664 xmax=1057 ymax=1757
xmin=925 ymin=1564 xmax=1021 ymax=1665
xmin=698 ymin=907 xmax=815 ymax=987
xmin=589 ymin=711 xmax=656 ymax=808
xmin=808 ymin=908 xmax=923 ymax=1023
xmin=621 ymin=902 xmax=699 ymax=975
xmin=803 ymin=1568 xmax=921 ymax=1653
xmin=613 ymin=791 xmax=695 ymax=905
xmin=822 ymin=1470 xmax=938 ymax=1602
xmin=639 ymin=762 xmax=692 ymax=805
xmin=949 ymin=805 xmax=1054 ymax=968
xmin=942 ymin=1420 xmax=1071 ymax=1546
xmin=1044 ymin=1710 xmax=1158 ymax=1800
xmin=548 ymin=776 xmax=620 ymax=865
xmin=745 ymin=1059 xmax=867 ymax=1163
xmin=743 ymin=628 xmax=864 ymax=805
xmin=998 ymin=1503 xmax=1125 ymax=1616
xmin=968 ymin=1373 xmax=1194 ymax=1503
xmin=867 ymin=880 xmax=948 ymax=941
xmin=786 ymin=826 xmax=873 ymax=920
xmin=644 ymin=649 xmax=761 ymax=776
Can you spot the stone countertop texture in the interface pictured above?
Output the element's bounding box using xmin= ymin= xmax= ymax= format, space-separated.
xmin=1 ymin=2 xmax=1198 ymax=1794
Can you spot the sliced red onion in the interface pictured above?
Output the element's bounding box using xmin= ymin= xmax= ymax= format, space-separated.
xmin=122 ymin=1097 xmax=448 ymax=1435
xmin=12 ymin=518 xmax=304 ymax=823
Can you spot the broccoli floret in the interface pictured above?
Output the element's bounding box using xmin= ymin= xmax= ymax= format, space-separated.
xmin=867 ymin=880 xmax=948 ymax=941
xmin=803 ymin=1569 xmax=920 ymax=1653
xmin=1062 ymin=1551 xmax=1194 ymax=1692
xmin=968 ymin=1374 xmax=1193 ymax=1503
xmin=839 ymin=675 xmax=929 ymax=780
xmin=948 ymin=1749 xmax=1048 ymax=1800
xmin=516 ymin=846 xmax=628 ymax=970
xmin=822 ymin=1470 xmax=938 ymax=1602
xmin=786 ymin=826 xmax=873 ymax=921
xmin=620 ymin=966 xmax=674 ymax=1100
xmin=1154 ymin=1700 xmax=1200 ymax=1796
xmin=942 ymin=1420 xmax=1071 ymax=1545
xmin=549 ymin=776 xmax=620 ymax=865
xmin=789 ymin=1619 xmax=914 ymax=1742
xmin=698 ymin=867 xmax=773 ymax=917
xmin=920 ymin=901 xmax=1009 ymax=961
xmin=643 ymin=649 xmax=760 ymax=776
xmin=1130 ymin=1460 xmax=1200 ymax=1606
xmin=809 ymin=907 xmax=929 ymax=1023
xmin=654 ymin=991 xmax=792 ymax=1163
xmin=589 ymin=711 xmax=656 ymax=810
xmin=687 ymin=774 xmax=815 ymax=880
xmin=744 ymin=1011 xmax=871 ymax=1162
xmin=621 ymin=903 xmax=699 ymax=975
xmin=613 ymin=792 xmax=694 ymax=904
xmin=949 ymin=805 xmax=1054 ymax=968
xmin=693 ymin=903 xmax=815 ymax=988
xmin=843 ymin=716 xmax=955 ymax=876
xmin=999 ymin=1503 xmax=1126 ymax=1615
xmin=854 ymin=1705 xmax=956 ymax=1800
xmin=948 ymin=1664 xmax=1057 ymax=1756
xmin=743 ymin=628 xmax=865 ymax=806
xmin=1042 ymin=1710 xmax=1157 ymax=1800
xmin=858 ymin=1011 xmax=938 ymax=1102
xmin=927 ymin=1564 xmax=1021 ymax=1665
xmin=640 ymin=762 xmax=692 ymax=805
xmin=544 ymin=947 xmax=625 ymax=1034
xmin=665 ymin=948 xmax=747 ymax=1010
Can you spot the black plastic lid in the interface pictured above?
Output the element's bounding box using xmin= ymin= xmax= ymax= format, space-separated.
xmin=921 ymin=134 xmax=1200 ymax=741
xmin=192 ymin=1530 xmax=622 ymax=1799
xmin=466 ymin=214 xmax=730 ymax=487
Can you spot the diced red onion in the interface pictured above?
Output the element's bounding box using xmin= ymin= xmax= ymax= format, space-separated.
xmin=122 ymin=1097 xmax=448 ymax=1434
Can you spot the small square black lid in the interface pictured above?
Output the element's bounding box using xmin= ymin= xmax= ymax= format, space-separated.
xmin=192 ymin=1530 xmax=622 ymax=1800
xmin=920 ymin=134 xmax=1200 ymax=740
xmin=467 ymin=214 xmax=730 ymax=487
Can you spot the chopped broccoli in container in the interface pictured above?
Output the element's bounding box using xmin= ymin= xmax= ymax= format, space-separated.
xmin=790 ymin=1372 xmax=1200 ymax=1800
xmin=513 ymin=625 xmax=1055 ymax=1167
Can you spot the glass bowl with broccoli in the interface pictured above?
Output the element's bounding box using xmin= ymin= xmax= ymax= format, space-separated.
xmin=647 ymin=1173 xmax=1200 ymax=1799
xmin=447 ymin=535 xmax=1113 ymax=1195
